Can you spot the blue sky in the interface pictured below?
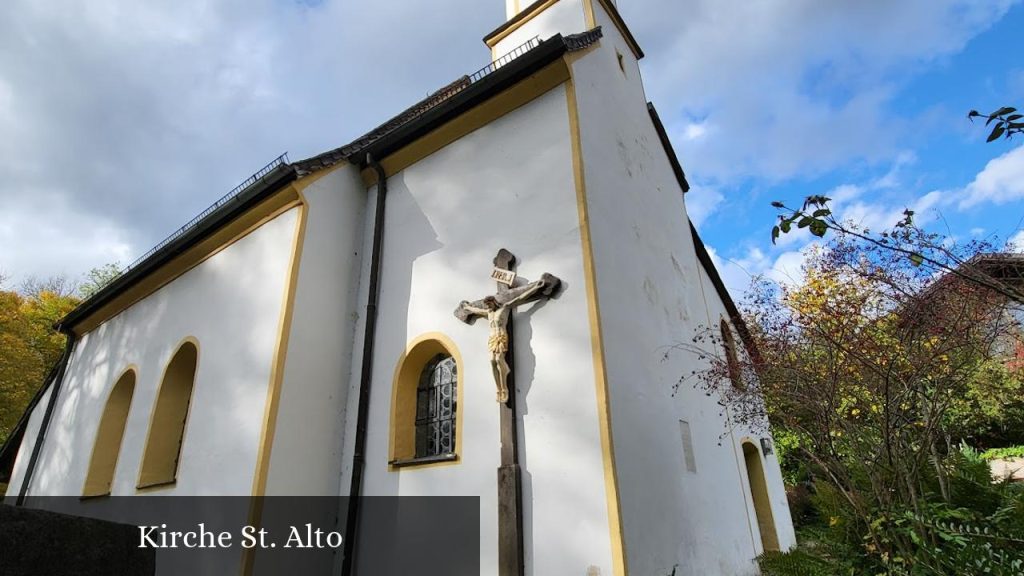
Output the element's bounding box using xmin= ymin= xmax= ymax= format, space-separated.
xmin=676 ymin=1 xmax=1024 ymax=293
xmin=1 ymin=0 xmax=1022 ymax=300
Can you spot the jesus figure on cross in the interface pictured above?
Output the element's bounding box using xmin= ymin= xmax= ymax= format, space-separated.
xmin=455 ymin=273 xmax=560 ymax=404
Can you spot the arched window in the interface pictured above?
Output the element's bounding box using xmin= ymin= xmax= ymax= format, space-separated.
xmin=415 ymin=355 xmax=457 ymax=458
xmin=389 ymin=334 xmax=463 ymax=468
xmin=720 ymin=318 xmax=744 ymax=389
xmin=742 ymin=441 xmax=779 ymax=552
xmin=82 ymin=369 xmax=136 ymax=497
xmin=138 ymin=340 xmax=198 ymax=488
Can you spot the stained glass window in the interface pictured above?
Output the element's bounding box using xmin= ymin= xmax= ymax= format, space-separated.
xmin=415 ymin=354 xmax=457 ymax=458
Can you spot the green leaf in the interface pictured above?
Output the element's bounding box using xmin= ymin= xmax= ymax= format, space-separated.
xmin=1007 ymin=114 xmax=1023 ymax=122
xmin=771 ymin=226 xmax=780 ymax=244
xmin=812 ymin=209 xmax=831 ymax=218
xmin=809 ymin=220 xmax=827 ymax=237
xmin=987 ymin=125 xmax=1006 ymax=142
xmin=968 ymin=110 xmax=980 ymax=118
xmin=909 ymin=253 xmax=924 ymax=267
xmin=798 ymin=216 xmax=813 ymax=229
xmin=990 ymin=106 xmax=1017 ymax=117
xmin=780 ymin=220 xmax=791 ymax=233
xmin=770 ymin=201 xmax=785 ymax=208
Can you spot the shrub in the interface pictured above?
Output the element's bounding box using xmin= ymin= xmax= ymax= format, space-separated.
xmin=981 ymin=445 xmax=1024 ymax=460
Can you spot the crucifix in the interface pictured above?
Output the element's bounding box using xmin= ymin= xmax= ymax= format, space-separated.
xmin=454 ymin=249 xmax=561 ymax=576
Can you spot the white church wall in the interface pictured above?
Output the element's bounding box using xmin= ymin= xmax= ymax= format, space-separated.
xmin=694 ymin=264 xmax=798 ymax=555
xmin=569 ymin=13 xmax=794 ymax=576
xmin=264 ymin=166 xmax=368 ymax=496
xmin=348 ymin=84 xmax=616 ymax=576
xmin=10 ymin=208 xmax=299 ymax=498
xmin=5 ymin=382 xmax=56 ymax=497
xmin=492 ymin=0 xmax=589 ymax=58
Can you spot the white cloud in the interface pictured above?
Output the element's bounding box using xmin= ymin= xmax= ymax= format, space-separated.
xmin=0 ymin=0 xmax=501 ymax=284
xmin=685 ymin=185 xmax=725 ymax=227
xmin=1009 ymin=230 xmax=1024 ymax=252
xmin=1 ymin=0 xmax=1021 ymax=287
xmin=682 ymin=121 xmax=709 ymax=141
xmin=958 ymin=145 xmax=1024 ymax=208
xmin=708 ymin=241 xmax=820 ymax=299
xmin=871 ymin=151 xmax=918 ymax=190
xmin=628 ymin=0 xmax=1018 ymax=182
xmin=0 ymin=190 xmax=135 ymax=282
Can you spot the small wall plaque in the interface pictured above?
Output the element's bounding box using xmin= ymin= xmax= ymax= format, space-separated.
xmin=760 ymin=438 xmax=774 ymax=456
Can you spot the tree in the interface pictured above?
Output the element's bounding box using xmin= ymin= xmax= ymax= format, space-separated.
xmin=770 ymin=105 xmax=1024 ymax=305
xmin=78 ymin=262 xmax=122 ymax=299
xmin=0 ymin=261 xmax=122 ymax=447
xmin=968 ymin=106 xmax=1023 ymax=142
xmin=19 ymin=275 xmax=78 ymax=299
xmin=771 ymin=197 xmax=1024 ymax=305
xmin=0 ymin=283 xmax=79 ymax=446
xmin=673 ymin=232 xmax=1024 ymax=573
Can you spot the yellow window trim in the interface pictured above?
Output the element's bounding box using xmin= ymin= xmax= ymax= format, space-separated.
xmin=742 ymin=440 xmax=780 ymax=552
xmin=388 ymin=333 xmax=465 ymax=471
xmin=81 ymin=365 xmax=138 ymax=498
xmin=136 ymin=337 xmax=200 ymax=490
xmin=720 ymin=317 xmax=745 ymax=390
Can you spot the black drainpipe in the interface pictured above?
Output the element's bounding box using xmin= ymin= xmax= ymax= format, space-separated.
xmin=340 ymin=154 xmax=388 ymax=576
xmin=17 ymin=331 xmax=77 ymax=505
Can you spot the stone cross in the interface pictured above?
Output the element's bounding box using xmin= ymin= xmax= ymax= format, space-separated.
xmin=455 ymin=250 xmax=561 ymax=405
xmin=453 ymin=249 xmax=560 ymax=576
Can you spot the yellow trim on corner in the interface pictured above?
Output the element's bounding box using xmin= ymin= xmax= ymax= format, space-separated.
xmin=583 ymin=0 xmax=597 ymax=28
xmin=592 ymin=0 xmax=643 ymax=60
xmin=240 ymin=186 xmax=309 ymax=576
xmin=72 ymin=196 xmax=298 ymax=335
xmin=565 ymin=77 xmax=627 ymax=576
xmin=361 ymin=60 xmax=571 ymax=186
xmin=68 ymin=165 xmax=345 ymax=337
xmin=249 ymin=198 xmax=307 ymax=498
xmin=387 ymin=332 xmax=465 ymax=472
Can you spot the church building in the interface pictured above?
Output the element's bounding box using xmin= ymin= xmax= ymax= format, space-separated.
xmin=2 ymin=0 xmax=795 ymax=574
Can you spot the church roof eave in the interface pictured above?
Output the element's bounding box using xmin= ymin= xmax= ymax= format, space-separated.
xmin=4 ymin=27 xmax=613 ymax=488
xmin=61 ymin=29 xmax=604 ymax=337
xmin=292 ymin=28 xmax=604 ymax=175
xmin=648 ymin=102 xmax=690 ymax=194
xmin=56 ymin=162 xmax=299 ymax=335
xmin=689 ymin=221 xmax=763 ymax=365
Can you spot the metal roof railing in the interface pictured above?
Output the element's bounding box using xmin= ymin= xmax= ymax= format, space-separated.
xmin=121 ymin=152 xmax=290 ymax=275
xmin=470 ymin=36 xmax=541 ymax=82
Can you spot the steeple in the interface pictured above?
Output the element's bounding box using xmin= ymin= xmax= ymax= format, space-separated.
xmin=488 ymin=0 xmax=593 ymax=59
xmin=486 ymin=0 xmax=641 ymax=65
xmin=505 ymin=0 xmax=616 ymax=20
